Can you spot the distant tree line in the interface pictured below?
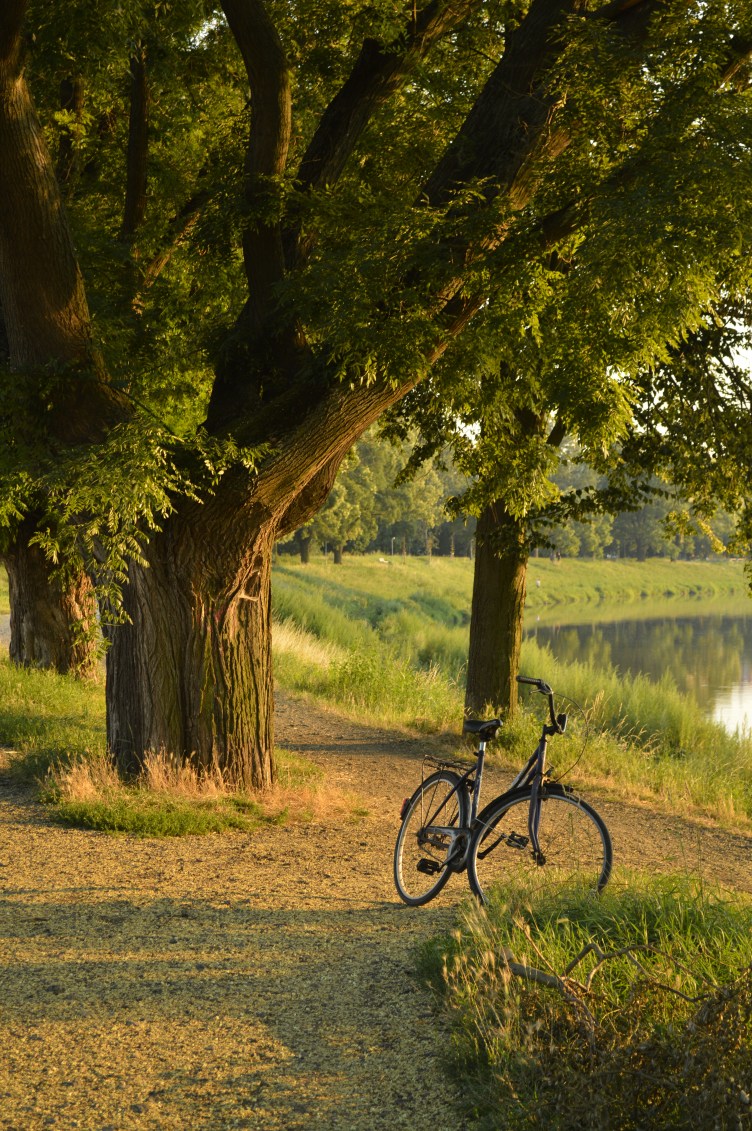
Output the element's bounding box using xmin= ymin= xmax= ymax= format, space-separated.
xmin=280 ymin=433 xmax=739 ymax=565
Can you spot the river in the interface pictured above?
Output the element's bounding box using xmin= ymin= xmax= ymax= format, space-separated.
xmin=523 ymin=594 xmax=752 ymax=732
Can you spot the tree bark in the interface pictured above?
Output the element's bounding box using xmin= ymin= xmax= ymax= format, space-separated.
xmin=333 ymin=545 xmax=343 ymax=564
xmin=121 ymin=50 xmax=149 ymax=239
xmin=104 ymin=502 xmax=274 ymax=785
xmin=299 ymin=534 xmax=312 ymax=564
xmin=465 ymin=501 xmax=528 ymax=718
xmin=0 ymin=6 xmax=124 ymax=675
xmin=3 ymin=518 xmax=96 ymax=674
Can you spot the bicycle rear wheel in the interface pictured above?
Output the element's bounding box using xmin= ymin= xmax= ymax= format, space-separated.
xmin=394 ymin=770 xmax=469 ymax=906
xmin=468 ymin=785 xmax=612 ymax=904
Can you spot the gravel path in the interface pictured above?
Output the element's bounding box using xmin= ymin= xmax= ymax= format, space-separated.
xmin=0 ymin=689 xmax=749 ymax=1131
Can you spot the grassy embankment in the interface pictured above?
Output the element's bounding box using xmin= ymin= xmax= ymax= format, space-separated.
xmin=418 ymin=870 xmax=752 ymax=1130
xmin=272 ymin=555 xmax=752 ymax=827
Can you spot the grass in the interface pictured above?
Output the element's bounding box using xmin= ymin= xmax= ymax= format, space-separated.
xmin=272 ymin=560 xmax=752 ymax=826
xmin=273 ymin=617 xmax=463 ymax=732
xmin=274 ymin=553 xmax=748 ymax=620
xmin=418 ymin=870 xmax=752 ymax=1130
xmin=0 ymin=656 xmax=363 ymax=836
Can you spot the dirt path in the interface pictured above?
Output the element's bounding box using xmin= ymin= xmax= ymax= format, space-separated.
xmin=1 ymin=691 xmax=750 ymax=1131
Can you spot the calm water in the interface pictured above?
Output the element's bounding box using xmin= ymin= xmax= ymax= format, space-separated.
xmin=523 ymin=598 xmax=752 ymax=733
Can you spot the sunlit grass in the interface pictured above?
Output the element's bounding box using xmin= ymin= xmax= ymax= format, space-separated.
xmin=419 ymin=869 xmax=752 ymax=1130
xmin=0 ymin=655 xmax=363 ymax=835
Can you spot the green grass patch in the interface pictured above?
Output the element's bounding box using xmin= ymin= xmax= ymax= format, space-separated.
xmin=47 ymin=793 xmax=273 ymax=837
xmin=419 ymin=871 xmax=752 ymax=1130
xmin=0 ymin=655 xmax=106 ymax=782
xmin=274 ymin=553 xmax=747 ymax=621
xmin=273 ymin=617 xmax=463 ymax=732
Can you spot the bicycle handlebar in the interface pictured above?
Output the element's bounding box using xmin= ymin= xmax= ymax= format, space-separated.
xmin=516 ymin=674 xmax=564 ymax=733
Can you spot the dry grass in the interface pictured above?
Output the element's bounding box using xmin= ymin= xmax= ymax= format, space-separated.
xmin=44 ymin=746 xmax=368 ymax=837
xmin=273 ymin=617 xmax=347 ymax=668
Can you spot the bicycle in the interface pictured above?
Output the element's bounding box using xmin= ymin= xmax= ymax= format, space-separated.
xmin=393 ymin=674 xmax=613 ymax=906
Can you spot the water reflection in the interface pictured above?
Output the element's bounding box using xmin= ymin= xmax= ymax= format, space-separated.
xmin=523 ymin=603 xmax=752 ymax=732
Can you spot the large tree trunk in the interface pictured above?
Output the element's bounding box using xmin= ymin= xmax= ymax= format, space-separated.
xmin=105 ymin=501 xmax=275 ymax=785
xmin=299 ymin=534 xmax=312 ymax=564
xmin=0 ymin=10 xmax=125 ymax=676
xmin=333 ymin=544 xmax=343 ymax=564
xmin=2 ymin=519 xmax=96 ymax=674
xmin=465 ymin=501 xmax=528 ymax=719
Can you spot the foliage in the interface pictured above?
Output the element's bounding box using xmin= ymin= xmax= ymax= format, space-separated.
xmin=609 ymin=297 xmax=752 ymax=579
xmin=5 ymin=0 xmax=752 ymax=591
xmin=287 ymin=427 xmax=457 ymax=558
xmin=0 ymin=402 xmax=269 ymax=620
xmin=419 ymin=872 xmax=752 ymax=1130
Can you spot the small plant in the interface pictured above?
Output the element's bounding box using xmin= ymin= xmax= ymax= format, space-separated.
xmin=419 ymin=871 xmax=752 ymax=1130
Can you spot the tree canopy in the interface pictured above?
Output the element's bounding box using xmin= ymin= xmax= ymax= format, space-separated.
xmin=1 ymin=0 xmax=751 ymax=776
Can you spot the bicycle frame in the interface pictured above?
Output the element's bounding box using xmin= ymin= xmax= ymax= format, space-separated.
xmin=418 ymin=720 xmax=556 ymax=871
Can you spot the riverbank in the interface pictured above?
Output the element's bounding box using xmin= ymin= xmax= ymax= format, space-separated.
xmin=275 ymin=553 xmax=747 ymax=613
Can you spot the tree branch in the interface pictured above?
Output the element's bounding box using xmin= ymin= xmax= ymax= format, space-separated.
xmin=220 ymin=0 xmax=291 ymax=325
xmin=121 ymin=50 xmax=150 ymax=239
xmin=284 ymin=0 xmax=482 ymax=269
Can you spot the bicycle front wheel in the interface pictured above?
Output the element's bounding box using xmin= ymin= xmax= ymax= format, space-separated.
xmin=394 ymin=770 xmax=469 ymax=907
xmin=468 ymin=785 xmax=612 ymax=904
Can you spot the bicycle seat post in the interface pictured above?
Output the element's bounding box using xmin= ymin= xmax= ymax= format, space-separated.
xmin=471 ymin=741 xmax=486 ymax=823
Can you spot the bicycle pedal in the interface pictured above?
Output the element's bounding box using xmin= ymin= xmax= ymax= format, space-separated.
xmin=505 ymin=832 xmax=529 ymax=850
xmin=416 ymin=858 xmax=442 ymax=876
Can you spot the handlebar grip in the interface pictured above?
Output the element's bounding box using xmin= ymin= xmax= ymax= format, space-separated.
xmin=516 ymin=675 xmax=539 ymax=686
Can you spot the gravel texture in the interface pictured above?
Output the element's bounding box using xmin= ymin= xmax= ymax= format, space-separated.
xmin=0 ymin=688 xmax=749 ymax=1131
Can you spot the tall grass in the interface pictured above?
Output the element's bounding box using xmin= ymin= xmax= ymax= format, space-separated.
xmin=517 ymin=638 xmax=752 ymax=824
xmin=273 ymin=617 xmax=462 ymax=732
xmin=419 ymin=870 xmax=752 ymax=1130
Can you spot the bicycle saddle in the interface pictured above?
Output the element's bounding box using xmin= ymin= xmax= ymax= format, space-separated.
xmin=463 ymin=718 xmax=502 ymax=739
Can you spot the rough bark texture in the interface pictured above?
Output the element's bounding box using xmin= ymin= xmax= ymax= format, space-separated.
xmin=106 ymin=374 xmax=402 ymax=779
xmin=465 ymin=501 xmax=528 ymax=718
xmin=3 ymin=518 xmax=96 ymax=674
xmin=0 ymin=5 xmax=129 ymax=674
xmin=121 ymin=52 xmax=149 ymax=238
xmin=104 ymin=504 xmax=274 ymax=785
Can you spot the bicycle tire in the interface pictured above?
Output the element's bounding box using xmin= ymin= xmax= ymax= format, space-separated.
xmin=394 ymin=770 xmax=469 ymax=906
xmin=468 ymin=785 xmax=612 ymax=904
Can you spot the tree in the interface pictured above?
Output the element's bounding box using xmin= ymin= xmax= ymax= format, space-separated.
xmin=309 ymin=450 xmax=372 ymax=562
xmin=607 ymin=297 xmax=752 ymax=568
xmin=2 ymin=0 xmax=751 ymax=779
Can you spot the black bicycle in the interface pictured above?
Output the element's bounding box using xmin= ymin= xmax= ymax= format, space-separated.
xmin=393 ymin=675 xmax=613 ymax=906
